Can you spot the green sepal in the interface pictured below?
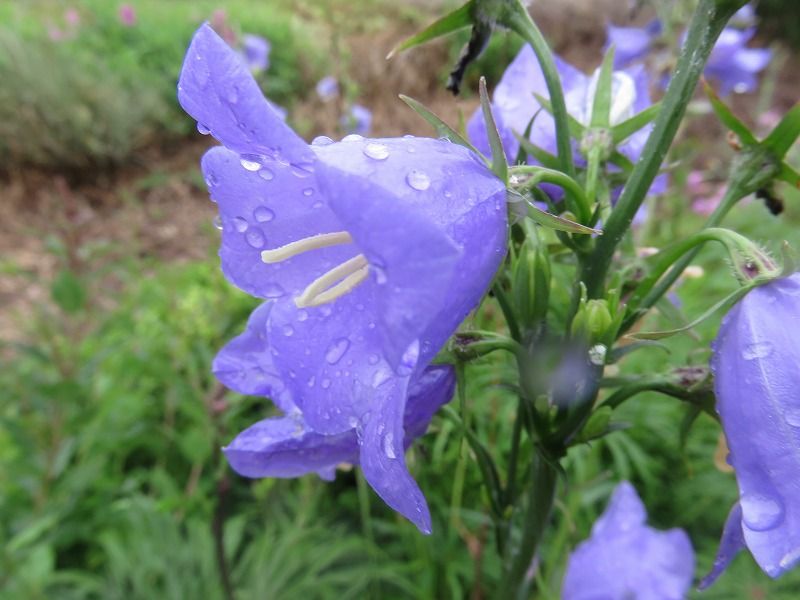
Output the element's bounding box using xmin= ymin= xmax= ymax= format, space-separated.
xmin=702 ymin=79 xmax=758 ymax=145
xmin=479 ymin=76 xmax=508 ymax=182
xmin=763 ymin=102 xmax=800 ymax=158
xmin=534 ymin=93 xmax=585 ymax=138
xmin=590 ymin=46 xmax=615 ymax=128
xmin=611 ymin=103 xmax=661 ymax=144
xmin=515 ymin=134 xmax=559 ymax=169
xmin=514 ymin=112 xmax=541 ymax=166
xmin=386 ymin=1 xmax=474 ymax=59
xmin=399 ymin=94 xmax=480 ymax=155
xmin=527 ymin=202 xmax=600 ymax=235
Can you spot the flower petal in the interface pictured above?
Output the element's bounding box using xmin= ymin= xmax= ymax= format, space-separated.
xmin=712 ymin=273 xmax=800 ymax=577
xmin=202 ymin=146 xmax=356 ymax=299
xmin=699 ymin=503 xmax=747 ymax=589
xmin=403 ymin=365 xmax=456 ymax=441
xmin=178 ymin=23 xmax=312 ymax=165
xmin=606 ymin=20 xmax=660 ymax=68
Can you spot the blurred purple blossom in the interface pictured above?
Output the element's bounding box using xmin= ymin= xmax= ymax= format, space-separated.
xmin=562 ymin=482 xmax=695 ymax=599
xmin=341 ymin=104 xmax=372 ymax=135
xmin=687 ymin=170 xmax=726 ymax=216
xmin=178 ymin=24 xmax=508 ymax=533
xmin=118 ymin=3 xmax=137 ymax=27
xmin=703 ymin=273 xmax=800 ymax=585
xmin=240 ymin=34 xmax=271 ymax=73
xmin=316 ymin=75 xmax=340 ymax=101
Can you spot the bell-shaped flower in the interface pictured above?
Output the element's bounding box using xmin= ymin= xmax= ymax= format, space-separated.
xmin=214 ymin=302 xmax=456 ymax=483
xmin=562 ymin=482 xmax=695 ymax=600
xmin=702 ymin=273 xmax=800 ymax=584
xmin=607 ymin=19 xmax=662 ymax=68
xmin=466 ymin=45 xmax=665 ymax=197
xmin=239 ymin=34 xmax=271 ymax=73
xmin=178 ymin=24 xmax=508 ymax=533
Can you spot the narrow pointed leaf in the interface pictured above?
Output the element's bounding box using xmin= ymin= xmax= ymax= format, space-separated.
xmin=527 ymin=203 xmax=600 ymax=235
xmin=479 ymin=77 xmax=508 ymax=182
xmin=777 ymin=161 xmax=800 ymax=187
xmin=515 ymin=134 xmax=560 ymax=169
xmin=763 ymin=102 xmax=800 ymax=158
xmin=399 ymin=94 xmax=480 ymax=155
xmin=534 ymin=93 xmax=585 ymax=138
xmin=590 ymin=46 xmax=615 ymax=128
xmin=702 ymin=79 xmax=758 ymax=146
xmin=629 ymin=286 xmax=752 ymax=340
xmin=609 ymin=150 xmax=634 ymax=173
xmin=611 ymin=103 xmax=661 ymax=144
xmin=514 ymin=112 xmax=541 ymax=166
xmin=387 ymin=1 xmax=474 ymax=59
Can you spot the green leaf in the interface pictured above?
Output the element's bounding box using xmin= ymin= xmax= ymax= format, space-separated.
xmin=702 ymin=79 xmax=758 ymax=145
xmin=51 ymin=269 xmax=86 ymax=313
xmin=777 ymin=162 xmax=800 ymax=187
xmin=763 ymin=102 xmax=800 ymax=158
xmin=527 ymin=203 xmax=601 ymax=235
xmin=399 ymin=94 xmax=480 ymax=155
xmin=611 ymin=103 xmax=661 ymax=144
xmin=629 ymin=285 xmax=751 ymax=340
xmin=386 ymin=1 xmax=474 ymax=59
xmin=534 ymin=93 xmax=585 ymax=138
xmin=590 ymin=46 xmax=615 ymax=128
xmin=479 ymin=77 xmax=508 ymax=182
xmin=515 ymin=134 xmax=560 ymax=169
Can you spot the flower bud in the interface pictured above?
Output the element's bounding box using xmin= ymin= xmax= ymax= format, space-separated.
xmin=512 ymin=241 xmax=551 ymax=330
xmin=572 ymin=299 xmax=613 ymax=344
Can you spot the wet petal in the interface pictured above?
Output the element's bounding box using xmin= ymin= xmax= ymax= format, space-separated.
xmin=699 ymin=503 xmax=747 ymax=589
xmin=202 ymin=146 xmax=356 ymax=299
xmin=712 ymin=273 xmax=800 ymax=577
xmin=212 ymin=302 xmax=294 ymax=413
xmin=178 ymin=24 xmax=312 ymax=165
xmin=404 ymin=365 xmax=456 ymax=441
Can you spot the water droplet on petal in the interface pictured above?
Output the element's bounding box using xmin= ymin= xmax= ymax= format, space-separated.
xmin=258 ymin=168 xmax=274 ymax=181
xmin=227 ymin=85 xmax=239 ymax=104
xmin=233 ymin=217 xmax=249 ymax=232
xmin=263 ymin=284 xmax=285 ymax=298
xmin=307 ymin=376 xmax=316 ymax=388
xmin=212 ymin=215 xmax=223 ymax=230
xmin=312 ymin=201 xmax=323 ymax=209
xmin=342 ymin=134 xmax=364 ymax=143
xmin=363 ymin=142 xmax=389 ymax=160
xmin=312 ymin=135 xmax=334 ymax=146
xmin=291 ymin=162 xmax=314 ymax=178
xmin=368 ymin=354 xmax=379 ymax=365
xmin=282 ymin=325 xmax=294 ymax=337
xmin=785 ymin=407 xmax=800 ymax=427
xmin=373 ymin=265 xmax=387 ymax=285
xmin=303 ymin=188 xmax=314 ymax=197
xmin=742 ymin=342 xmax=773 ymax=361
xmin=383 ymin=432 xmax=396 ymax=459
xmin=372 ymin=368 xmax=391 ymax=388
xmin=245 ymin=227 xmax=265 ymax=248
xmin=240 ymin=156 xmax=261 ymax=171
xmin=325 ymin=338 xmax=350 ymax=364
xmin=296 ymin=309 xmax=308 ymax=322
xmin=253 ymin=207 xmax=274 ymax=223
xmin=397 ymin=341 xmax=419 ymax=376
xmin=741 ymin=494 xmax=784 ymax=531
xmin=197 ymin=122 xmax=211 ymax=135
xmin=321 ymin=378 xmax=332 ymax=389
xmin=406 ymin=169 xmax=430 ymax=191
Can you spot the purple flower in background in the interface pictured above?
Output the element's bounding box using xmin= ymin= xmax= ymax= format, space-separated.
xmin=215 ymin=303 xmax=456 ymax=481
xmin=118 ymin=3 xmax=137 ymax=27
xmin=607 ymin=19 xmax=662 ymax=68
xmin=702 ymin=273 xmax=800 ymax=585
xmin=178 ymin=24 xmax=508 ymax=532
xmin=341 ymin=104 xmax=372 ymax=135
xmin=562 ymin=482 xmax=695 ymax=600
xmin=240 ymin=34 xmax=271 ymax=73
xmin=316 ymin=75 xmax=340 ymax=101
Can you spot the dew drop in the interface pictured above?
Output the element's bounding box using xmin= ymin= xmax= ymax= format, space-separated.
xmin=383 ymin=432 xmax=396 ymax=459
xmin=325 ymin=338 xmax=350 ymax=365
xmin=785 ymin=407 xmax=800 ymax=428
xmin=406 ymin=169 xmax=431 ymax=191
xmin=282 ymin=325 xmax=294 ymax=337
xmin=742 ymin=342 xmax=773 ymax=361
xmin=263 ymin=284 xmax=285 ymax=298
xmin=258 ymin=168 xmax=274 ymax=181
xmin=311 ymin=135 xmax=334 ymax=146
xmin=253 ymin=207 xmax=275 ymax=223
xmin=312 ymin=201 xmax=324 ymax=209
xmin=245 ymin=228 xmax=265 ymax=248
xmin=307 ymin=375 xmax=316 ymax=388
xmin=196 ymin=122 xmax=211 ymax=135
xmin=233 ymin=217 xmax=249 ymax=232
xmin=227 ymin=85 xmax=239 ymax=104
xmin=240 ymin=156 xmax=261 ymax=171
xmin=342 ymin=134 xmax=364 ymax=143
xmin=368 ymin=354 xmax=379 ymax=365
xmin=303 ymin=188 xmax=314 ymax=197
xmin=741 ymin=494 xmax=784 ymax=531
xmin=397 ymin=341 xmax=419 ymax=376
xmin=291 ymin=163 xmax=314 ymax=178
xmin=373 ymin=265 xmax=387 ymax=285
xmin=372 ymin=369 xmax=391 ymax=388
xmin=321 ymin=378 xmax=332 ymax=389
xmin=212 ymin=215 xmax=223 ymax=230
xmin=204 ymin=172 xmax=218 ymax=188
xmin=363 ymin=142 xmax=390 ymax=160
xmin=296 ymin=309 xmax=308 ymax=322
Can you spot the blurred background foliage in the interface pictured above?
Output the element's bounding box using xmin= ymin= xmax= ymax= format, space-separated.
xmin=1 ymin=0 xmax=800 ymax=598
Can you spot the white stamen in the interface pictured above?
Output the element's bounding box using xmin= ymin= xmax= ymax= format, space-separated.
xmin=295 ymin=255 xmax=369 ymax=308
xmin=261 ymin=231 xmax=353 ymax=264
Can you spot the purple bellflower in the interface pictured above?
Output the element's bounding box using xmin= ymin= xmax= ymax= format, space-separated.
xmin=341 ymin=103 xmax=373 ymax=135
xmin=467 ymin=45 xmax=665 ymax=198
xmin=240 ymin=34 xmax=271 ymax=73
xmin=562 ymin=482 xmax=695 ymax=600
xmin=316 ymin=75 xmax=340 ymax=102
xmin=178 ymin=24 xmax=508 ymax=533
xmin=607 ymin=5 xmax=771 ymax=95
xmin=702 ymin=273 xmax=800 ymax=586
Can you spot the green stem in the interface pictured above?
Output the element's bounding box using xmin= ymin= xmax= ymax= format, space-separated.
xmin=505 ymin=2 xmax=575 ymax=179
xmin=581 ymin=0 xmax=742 ymax=297
xmin=510 ymin=165 xmax=590 ymax=222
xmin=584 ymin=145 xmax=602 ymax=208
xmin=498 ymin=451 xmax=558 ymax=600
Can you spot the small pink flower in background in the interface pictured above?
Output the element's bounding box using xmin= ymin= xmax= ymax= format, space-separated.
xmin=47 ymin=26 xmax=67 ymax=42
xmin=210 ymin=9 xmax=236 ymax=45
xmin=687 ymin=170 xmax=726 ymax=217
xmin=118 ymin=4 xmax=137 ymax=27
xmin=64 ymin=8 xmax=81 ymax=27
